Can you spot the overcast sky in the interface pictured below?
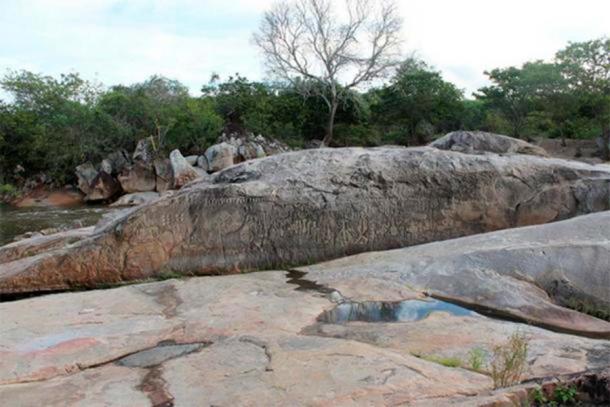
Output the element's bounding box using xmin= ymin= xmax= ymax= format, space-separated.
xmin=0 ymin=0 xmax=608 ymax=98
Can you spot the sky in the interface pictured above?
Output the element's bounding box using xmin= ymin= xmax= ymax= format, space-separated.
xmin=0 ymin=0 xmax=608 ymax=98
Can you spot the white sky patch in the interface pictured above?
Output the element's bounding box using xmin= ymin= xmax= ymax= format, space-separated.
xmin=0 ymin=0 xmax=608 ymax=98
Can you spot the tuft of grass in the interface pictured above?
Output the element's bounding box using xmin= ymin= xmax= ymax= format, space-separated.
xmin=490 ymin=332 xmax=529 ymax=389
xmin=420 ymin=354 xmax=462 ymax=368
xmin=467 ymin=347 xmax=487 ymax=371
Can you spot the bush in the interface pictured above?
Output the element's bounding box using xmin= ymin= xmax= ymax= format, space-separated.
xmin=490 ymin=332 xmax=529 ymax=388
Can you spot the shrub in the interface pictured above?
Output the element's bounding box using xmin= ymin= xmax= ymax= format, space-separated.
xmin=490 ymin=332 xmax=529 ymax=388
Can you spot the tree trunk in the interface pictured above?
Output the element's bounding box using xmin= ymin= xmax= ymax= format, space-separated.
xmin=322 ymin=100 xmax=339 ymax=147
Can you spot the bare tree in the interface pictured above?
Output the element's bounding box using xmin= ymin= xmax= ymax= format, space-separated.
xmin=253 ymin=0 xmax=403 ymax=146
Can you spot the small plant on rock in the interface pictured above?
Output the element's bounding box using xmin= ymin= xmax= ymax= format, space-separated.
xmin=467 ymin=347 xmax=487 ymax=371
xmin=553 ymin=385 xmax=578 ymax=405
xmin=490 ymin=332 xmax=529 ymax=388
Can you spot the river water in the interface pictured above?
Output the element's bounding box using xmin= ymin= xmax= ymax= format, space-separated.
xmin=0 ymin=204 xmax=110 ymax=245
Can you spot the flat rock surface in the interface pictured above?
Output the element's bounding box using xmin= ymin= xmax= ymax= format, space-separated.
xmin=1 ymin=267 xmax=609 ymax=406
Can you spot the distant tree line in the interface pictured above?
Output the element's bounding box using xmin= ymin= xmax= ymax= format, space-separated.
xmin=0 ymin=37 xmax=607 ymax=186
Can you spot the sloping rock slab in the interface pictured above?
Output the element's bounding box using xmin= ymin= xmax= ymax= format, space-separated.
xmin=2 ymin=147 xmax=610 ymax=294
xmin=299 ymin=211 xmax=610 ymax=338
xmin=0 ymin=227 xmax=94 ymax=264
xmin=431 ymin=131 xmax=549 ymax=156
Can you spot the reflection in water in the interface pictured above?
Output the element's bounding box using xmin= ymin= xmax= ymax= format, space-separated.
xmin=318 ymin=299 xmax=476 ymax=323
xmin=0 ymin=204 xmax=110 ymax=245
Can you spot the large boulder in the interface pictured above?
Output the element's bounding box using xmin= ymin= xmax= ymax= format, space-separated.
xmin=100 ymin=150 xmax=131 ymax=176
xmin=204 ymin=142 xmax=237 ymax=172
xmin=169 ymin=150 xmax=206 ymax=189
xmin=84 ymin=171 xmax=121 ymax=202
xmin=2 ymin=147 xmax=610 ymax=294
xmin=431 ymin=131 xmax=549 ymax=156
xmin=75 ymin=162 xmax=98 ymax=195
xmin=153 ymin=158 xmax=174 ymax=193
xmin=117 ymin=163 xmax=156 ymax=193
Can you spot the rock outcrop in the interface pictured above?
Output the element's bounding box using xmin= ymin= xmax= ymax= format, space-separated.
xmin=117 ymin=163 xmax=156 ymax=193
xmin=169 ymin=149 xmax=206 ymax=189
xmin=431 ymin=131 xmax=549 ymax=156
xmin=204 ymin=142 xmax=237 ymax=173
xmin=85 ymin=171 xmax=121 ymax=202
xmin=0 ymin=270 xmax=608 ymax=405
xmin=75 ymin=162 xmax=98 ymax=196
xmin=300 ymin=211 xmax=610 ymax=338
xmin=3 ymin=146 xmax=610 ymax=294
xmin=100 ymin=150 xmax=131 ymax=176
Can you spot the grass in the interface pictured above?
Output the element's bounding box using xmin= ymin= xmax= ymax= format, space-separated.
xmin=416 ymin=354 xmax=463 ymax=368
xmin=467 ymin=348 xmax=487 ymax=371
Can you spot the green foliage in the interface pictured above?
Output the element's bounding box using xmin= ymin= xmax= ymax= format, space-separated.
xmin=0 ymin=37 xmax=607 ymax=186
xmin=372 ymin=57 xmax=464 ymax=145
xmin=553 ymin=385 xmax=578 ymax=405
xmin=490 ymin=332 xmax=529 ymax=389
xmin=0 ymin=184 xmax=17 ymax=196
xmin=467 ymin=348 xmax=487 ymax=371
xmin=419 ymin=354 xmax=463 ymax=368
xmin=531 ymin=387 xmax=548 ymax=405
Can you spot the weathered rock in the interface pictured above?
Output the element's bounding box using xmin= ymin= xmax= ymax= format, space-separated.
xmin=2 ymin=147 xmax=610 ymax=294
xmin=132 ymin=137 xmax=155 ymax=164
xmin=0 ymin=148 xmax=610 ymax=292
xmin=74 ymin=162 xmax=97 ymax=195
xmin=300 ymin=210 xmax=610 ymax=338
xmin=0 ymin=227 xmax=94 ymax=264
xmin=117 ymin=163 xmax=156 ymax=193
xmin=0 ymin=271 xmax=608 ymax=405
xmin=110 ymin=192 xmax=160 ymax=207
xmin=204 ymin=142 xmax=237 ymax=172
xmin=196 ymin=155 xmax=209 ymax=172
xmin=169 ymin=150 xmax=204 ymax=189
xmin=184 ymin=155 xmax=198 ymax=166
xmin=218 ymin=132 xmax=290 ymax=163
xmin=153 ymin=158 xmax=173 ymax=193
xmin=431 ymin=131 xmax=549 ymax=156
xmin=84 ymin=171 xmax=121 ymax=202
xmin=100 ymin=149 xmax=131 ymax=176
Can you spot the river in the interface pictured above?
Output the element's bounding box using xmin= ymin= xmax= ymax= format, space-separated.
xmin=0 ymin=204 xmax=111 ymax=246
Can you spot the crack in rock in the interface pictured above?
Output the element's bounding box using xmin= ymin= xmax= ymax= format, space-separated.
xmin=238 ymin=336 xmax=274 ymax=372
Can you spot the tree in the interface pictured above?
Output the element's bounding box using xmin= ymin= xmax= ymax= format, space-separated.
xmin=253 ymin=0 xmax=402 ymax=146
xmin=372 ymin=57 xmax=463 ymax=144
xmin=556 ymin=38 xmax=610 ymax=159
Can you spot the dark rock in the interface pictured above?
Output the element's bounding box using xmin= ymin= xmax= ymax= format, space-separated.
xmin=100 ymin=150 xmax=131 ymax=177
xmin=85 ymin=171 xmax=121 ymax=202
xmin=75 ymin=162 xmax=98 ymax=195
